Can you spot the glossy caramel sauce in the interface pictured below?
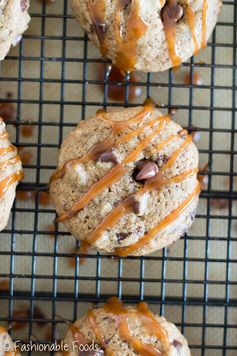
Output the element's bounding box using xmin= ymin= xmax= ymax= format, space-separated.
xmin=0 ymin=171 xmax=24 ymax=199
xmin=201 ymin=0 xmax=208 ymax=48
xmin=88 ymin=0 xmax=147 ymax=72
xmin=69 ymin=297 xmax=169 ymax=355
xmin=52 ymin=101 xmax=200 ymax=256
xmin=97 ymin=63 xmax=142 ymax=101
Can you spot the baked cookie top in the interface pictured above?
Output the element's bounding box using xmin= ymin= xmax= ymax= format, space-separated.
xmin=50 ymin=103 xmax=200 ymax=256
xmin=70 ymin=0 xmax=222 ymax=72
xmin=61 ymin=297 xmax=191 ymax=356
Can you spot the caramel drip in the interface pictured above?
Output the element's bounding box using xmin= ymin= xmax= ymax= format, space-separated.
xmin=0 ymin=146 xmax=16 ymax=156
xmin=88 ymin=0 xmax=107 ymax=56
xmin=0 ymin=171 xmax=24 ymax=199
xmin=116 ymin=183 xmax=200 ymax=256
xmin=201 ymin=0 xmax=208 ymax=48
xmin=0 ymin=155 xmax=21 ymax=169
xmin=87 ymin=310 xmax=114 ymax=356
xmin=50 ymin=107 xmax=153 ymax=184
xmin=162 ymin=0 xmax=182 ymax=68
xmin=104 ymin=297 xmax=167 ymax=355
xmin=113 ymin=0 xmax=148 ymax=72
xmin=186 ymin=5 xmax=199 ymax=55
xmin=57 ymin=119 xmax=167 ymax=222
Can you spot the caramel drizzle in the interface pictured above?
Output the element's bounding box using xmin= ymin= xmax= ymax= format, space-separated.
xmin=116 ymin=183 xmax=200 ymax=256
xmin=162 ymin=0 xmax=182 ymax=68
xmin=50 ymin=106 xmax=152 ymax=184
xmin=0 ymin=146 xmax=16 ymax=156
xmin=0 ymin=171 xmax=24 ymax=199
xmin=104 ymin=297 xmax=168 ymax=355
xmin=113 ymin=0 xmax=148 ymax=72
xmin=57 ymin=118 xmax=168 ymax=222
xmin=0 ymin=128 xmax=23 ymax=199
xmin=201 ymin=0 xmax=208 ymax=48
xmin=186 ymin=5 xmax=199 ymax=55
xmin=86 ymin=135 xmax=196 ymax=245
xmin=88 ymin=0 xmax=147 ymax=72
xmin=0 ymin=131 xmax=8 ymax=140
xmin=87 ymin=310 xmax=114 ymax=356
xmin=0 ymin=156 xmax=21 ymax=169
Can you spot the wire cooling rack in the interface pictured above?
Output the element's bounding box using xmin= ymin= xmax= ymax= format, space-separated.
xmin=0 ymin=0 xmax=237 ymax=355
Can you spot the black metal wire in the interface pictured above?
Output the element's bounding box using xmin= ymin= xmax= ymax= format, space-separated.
xmin=0 ymin=0 xmax=237 ymax=355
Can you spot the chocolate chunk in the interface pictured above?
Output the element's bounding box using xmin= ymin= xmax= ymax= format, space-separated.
xmin=99 ymin=150 xmax=118 ymax=164
xmin=161 ymin=2 xmax=183 ymax=23
xmin=136 ymin=161 xmax=159 ymax=181
xmin=20 ymin=0 xmax=28 ymax=11
xmin=173 ymin=339 xmax=182 ymax=351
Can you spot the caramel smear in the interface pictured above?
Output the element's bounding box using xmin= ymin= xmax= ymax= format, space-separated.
xmin=201 ymin=0 xmax=208 ymax=48
xmin=186 ymin=5 xmax=199 ymax=55
xmin=57 ymin=118 xmax=168 ymax=222
xmin=162 ymin=0 xmax=182 ymax=68
xmin=116 ymin=183 xmax=200 ymax=256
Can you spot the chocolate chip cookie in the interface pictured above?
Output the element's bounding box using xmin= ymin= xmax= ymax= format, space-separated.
xmin=60 ymin=297 xmax=191 ymax=356
xmin=70 ymin=0 xmax=222 ymax=72
xmin=50 ymin=104 xmax=200 ymax=256
xmin=0 ymin=118 xmax=23 ymax=231
xmin=0 ymin=0 xmax=31 ymax=60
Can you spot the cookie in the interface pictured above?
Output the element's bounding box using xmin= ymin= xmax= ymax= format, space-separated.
xmin=70 ymin=0 xmax=222 ymax=72
xmin=0 ymin=326 xmax=20 ymax=356
xmin=0 ymin=118 xmax=23 ymax=231
xmin=50 ymin=103 xmax=200 ymax=256
xmin=0 ymin=0 xmax=31 ymax=61
xmin=61 ymin=297 xmax=191 ymax=356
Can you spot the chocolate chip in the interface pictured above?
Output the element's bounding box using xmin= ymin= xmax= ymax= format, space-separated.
xmin=136 ymin=161 xmax=159 ymax=181
xmin=116 ymin=232 xmax=129 ymax=243
xmin=161 ymin=2 xmax=183 ymax=23
xmin=99 ymin=150 xmax=118 ymax=164
xmin=20 ymin=0 xmax=28 ymax=11
xmin=173 ymin=339 xmax=182 ymax=351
